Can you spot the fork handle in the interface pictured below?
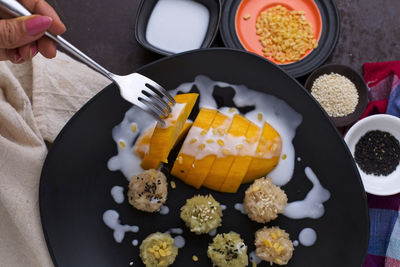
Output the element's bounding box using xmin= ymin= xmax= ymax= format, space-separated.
xmin=0 ymin=0 xmax=114 ymax=81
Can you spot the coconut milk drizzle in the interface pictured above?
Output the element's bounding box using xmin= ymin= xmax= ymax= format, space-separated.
xmin=283 ymin=167 xmax=330 ymax=219
xmin=103 ymin=210 xmax=139 ymax=243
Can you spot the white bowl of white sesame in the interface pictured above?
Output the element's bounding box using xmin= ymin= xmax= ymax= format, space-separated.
xmin=304 ymin=64 xmax=368 ymax=127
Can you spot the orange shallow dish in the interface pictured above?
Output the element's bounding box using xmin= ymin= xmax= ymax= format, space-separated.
xmin=235 ymin=0 xmax=322 ymax=65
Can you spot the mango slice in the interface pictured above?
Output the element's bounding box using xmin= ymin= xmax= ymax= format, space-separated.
xmin=141 ymin=93 xmax=198 ymax=169
xmin=184 ymin=112 xmax=230 ymax=188
xmin=202 ymin=114 xmax=250 ymax=191
xmin=242 ymin=121 xmax=282 ymax=183
xmin=220 ymin=121 xmax=260 ymax=193
xmin=171 ymin=108 xmax=217 ymax=183
xmin=134 ymin=122 xmax=192 ymax=159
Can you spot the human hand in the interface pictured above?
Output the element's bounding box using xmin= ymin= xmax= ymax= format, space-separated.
xmin=0 ymin=0 xmax=66 ymax=63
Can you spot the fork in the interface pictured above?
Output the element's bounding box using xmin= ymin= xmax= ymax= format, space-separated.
xmin=0 ymin=0 xmax=176 ymax=125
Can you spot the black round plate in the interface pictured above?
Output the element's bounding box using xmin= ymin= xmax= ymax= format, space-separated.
xmin=219 ymin=0 xmax=340 ymax=78
xmin=40 ymin=48 xmax=368 ymax=267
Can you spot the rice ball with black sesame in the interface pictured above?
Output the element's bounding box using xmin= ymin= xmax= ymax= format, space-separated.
xmin=180 ymin=194 xmax=222 ymax=234
xmin=207 ymin=232 xmax=248 ymax=267
xmin=244 ymin=177 xmax=287 ymax=223
xmin=128 ymin=169 xmax=168 ymax=212
xmin=139 ymin=232 xmax=178 ymax=267
xmin=255 ymin=226 xmax=294 ymax=265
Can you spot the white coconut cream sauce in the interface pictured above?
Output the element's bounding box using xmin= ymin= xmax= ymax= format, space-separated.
xmin=234 ymin=203 xmax=247 ymax=214
xmin=103 ymin=210 xmax=139 ymax=243
xmin=165 ymin=228 xmax=183 ymax=235
xmin=249 ymin=250 xmax=262 ymax=264
xmin=110 ymin=186 xmax=124 ymax=204
xmin=298 ymin=228 xmax=317 ymax=246
xmin=283 ymin=167 xmax=330 ymax=219
xmin=145 ymin=0 xmax=210 ymax=54
xmin=159 ymin=205 xmax=170 ymax=215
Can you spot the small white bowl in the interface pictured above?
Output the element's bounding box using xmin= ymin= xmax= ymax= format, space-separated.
xmin=344 ymin=114 xmax=400 ymax=196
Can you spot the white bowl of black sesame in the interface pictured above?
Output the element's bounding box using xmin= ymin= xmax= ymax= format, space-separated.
xmin=344 ymin=114 xmax=400 ymax=196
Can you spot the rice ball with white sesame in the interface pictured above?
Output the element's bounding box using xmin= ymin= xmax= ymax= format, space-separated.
xmin=255 ymin=226 xmax=294 ymax=265
xmin=243 ymin=177 xmax=287 ymax=223
xmin=128 ymin=169 xmax=168 ymax=213
xmin=180 ymin=194 xmax=222 ymax=234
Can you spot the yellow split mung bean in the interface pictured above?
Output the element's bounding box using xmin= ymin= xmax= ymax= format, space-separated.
xmin=255 ymin=5 xmax=318 ymax=63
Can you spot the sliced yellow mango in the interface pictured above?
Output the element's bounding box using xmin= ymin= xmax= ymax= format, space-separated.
xmin=184 ymin=112 xmax=230 ymax=188
xmin=203 ymin=114 xmax=250 ymax=191
xmin=243 ymin=121 xmax=282 ymax=183
xmin=141 ymin=93 xmax=198 ymax=169
xmin=134 ymin=122 xmax=192 ymax=159
xmin=220 ymin=121 xmax=261 ymax=193
xmin=171 ymin=108 xmax=217 ymax=182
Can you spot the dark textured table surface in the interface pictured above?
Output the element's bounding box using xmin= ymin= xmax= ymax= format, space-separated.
xmin=47 ymin=0 xmax=400 ymax=79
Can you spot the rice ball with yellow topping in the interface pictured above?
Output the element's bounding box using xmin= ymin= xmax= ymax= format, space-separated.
xmin=139 ymin=232 xmax=178 ymax=267
xmin=243 ymin=177 xmax=287 ymax=223
xmin=207 ymin=232 xmax=248 ymax=267
xmin=255 ymin=226 xmax=294 ymax=265
xmin=180 ymin=194 xmax=222 ymax=234
xmin=128 ymin=169 xmax=168 ymax=213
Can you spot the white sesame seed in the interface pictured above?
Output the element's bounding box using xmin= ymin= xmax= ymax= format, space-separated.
xmin=311 ymin=72 xmax=359 ymax=117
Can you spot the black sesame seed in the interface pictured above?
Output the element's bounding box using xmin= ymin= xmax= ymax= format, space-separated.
xmin=354 ymin=130 xmax=400 ymax=176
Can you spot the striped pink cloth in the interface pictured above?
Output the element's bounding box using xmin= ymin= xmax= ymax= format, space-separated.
xmin=361 ymin=61 xmax=400 ymax=267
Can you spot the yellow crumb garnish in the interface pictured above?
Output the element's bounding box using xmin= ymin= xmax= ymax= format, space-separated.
xmin=263 ymin=238 xmax=272 ymax=247
xmin=200 ymin=143 xmax=206 ymax=151
xmin=190 ymin=138 xmax=197 ymax=144
xmin=200 ymin=130 xmax=207 ymax=135
xmin=252 ymin=262 xmax=257 ymax=267
xmin=177 ymin=155 xmax=183 ymax=164
xmin=236 ymin=144 xmax=243 ymax=149
xmin=257 ymin=113 xmax=263 ymax=122
xmin=222 ymin=149 xmax=230 ymax=156
xmin=192 ymin=255 xmax=199 ymax=262
xmin=243 ymin=14 xmax=251 ymax=20
xmin=206 ymin=139 xmax=215 ymax=143
xmin=131 ymin=123 xmax=137 ymax=132
xmin=252 ymin=185 xmax=260 ymax=192
xmin=170 ymin=181 xmax=176 ymax=189
xmin=229 ymin=107 xmax=236 ymax=113
xmin=217 ymin=139 xmax=225 ymax=146
xmin=118 ymin=140 xmax=126 ymax=149
xmin=281 ymin=154 xmax=287 ymax=160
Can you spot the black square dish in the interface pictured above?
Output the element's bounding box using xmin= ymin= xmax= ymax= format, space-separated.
xmin=135 ymin=0 xmax=221 ymax=56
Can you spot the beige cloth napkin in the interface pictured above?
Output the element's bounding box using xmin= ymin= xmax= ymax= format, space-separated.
xmin=0 ymin=52 xmax=110 ymax=267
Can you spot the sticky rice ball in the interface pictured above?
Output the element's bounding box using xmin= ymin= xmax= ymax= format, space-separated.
xmin=243 ymin=177 xmax=287 ymax=223
xmin=255 ymin=227 xmax=294 ymax=265
xmin=207 ymin=232 xmax=248 ymax=267
xmin=128 ymin=169 xmax=168 ymax=212
xmin=139 ymin=232 xmax=178 ymax=267
xmin=180 ymin=194 xmax=222 ymax=234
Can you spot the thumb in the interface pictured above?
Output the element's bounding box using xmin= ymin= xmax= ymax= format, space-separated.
xmin=0 ymin=15 xmax=52 ymax=49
